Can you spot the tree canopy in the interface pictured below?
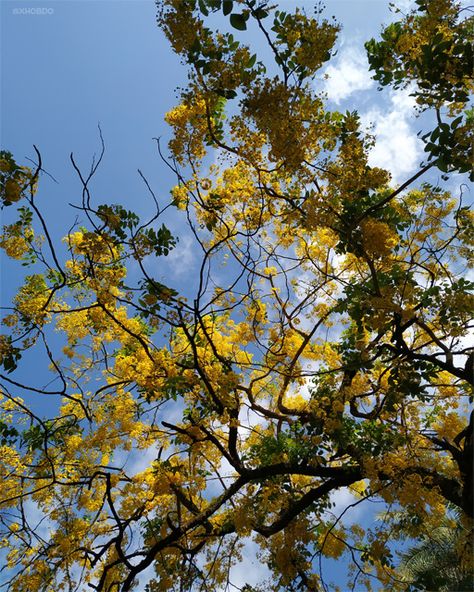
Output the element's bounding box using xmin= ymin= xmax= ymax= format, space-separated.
xmin=0 ymin=0 xmax=473 ymax=590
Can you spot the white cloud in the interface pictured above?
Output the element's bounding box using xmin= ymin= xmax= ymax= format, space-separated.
xmin=228 ymin=538 xmax=271 ymax=588
xmin=390 ymin=86 xmax=417 ymax=112
xmin=115 ymin=443 xmax=160 ymax=476
xmin=131 ymin=564 xmax=156 ymax=592
xmin=327 ymin=487 xmax=370 ymax=526
xmin=391 ymin=0 xmax=416 ymax=11
xmin=361 ymin=87 xmax=422 ymax=183
xmin=113 ymin=400 xmax=186 ymax=477
xmin=23 ymin=498 xmax=54 ymax=541
xmin=321 ymin=39 xmax=422 ymax=184
xmin=323 ymin=48 xmax=374 ymax=104
xmin=162 ymin=232 xmax=197 ymax=279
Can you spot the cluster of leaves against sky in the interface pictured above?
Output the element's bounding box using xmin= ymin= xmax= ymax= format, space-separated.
xmin=0 ymin=0 xmax=473 ymax=591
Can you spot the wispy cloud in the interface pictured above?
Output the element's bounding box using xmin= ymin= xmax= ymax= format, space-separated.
xmin=229 ymin=537 xmax=271 ymax=588
xmin=323 ymin=47 xmax=374 ymax=104
xmin=328 ymin=487 xmax=368 ymax=525
xmin=361 ymin=87 xmax=422 ymax=183
xmin=390 ymin=0 xmax=416 ymax=11
xmin=164 ymin=233 xmax=197 ymax=278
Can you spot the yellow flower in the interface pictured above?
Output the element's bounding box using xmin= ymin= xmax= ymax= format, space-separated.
xmin=0 ymin=224 xmax=33 ymax=260
xmin=360 ymin=218 xmax=398 ymax=257
xmin=319 ymin=529 xmax=346 ymax=559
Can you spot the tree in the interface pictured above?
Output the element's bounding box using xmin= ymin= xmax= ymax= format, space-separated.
xmin=0 ymin=0 xmax=472 ymax=590
xmin=397 ymin=513 xmax=473 ymax=591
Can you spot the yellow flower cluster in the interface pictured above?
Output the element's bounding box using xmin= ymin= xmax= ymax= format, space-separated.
xmin=433 ymin=411 xmax=465 ymax=440
xmin=170 ymin=184 xmax=189 ymax=210
xmin=244 ymin=81 xmax=323 ymax=170
xmin=159 ymin=0 xmax=201 ymax=54
xmin=360 ymin=217 xmax=398 ymax=258
xmin=14 ymin=274 xmax=51 ymax=326
xmin=165 ymin=98 xmax=208 ymax=163
xmin=279 ymin=10 xmax=339 ymax=75
xmin=66 ymin=231 xmax=120 ymax=263
xmin=318 ymin=528 xmax=346 ymax=559
xmin=0 ymin=224 xmax=33 ymax=259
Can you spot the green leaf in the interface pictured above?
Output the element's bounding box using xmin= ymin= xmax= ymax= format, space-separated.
xmin=0 ymin=336 xmax=21 ymax=373
xmin=198 ymin=0 xmax=209 ymax=16
xmin=222 ymin=0 xmax=233 ymax=16
xmin=230 ymin=13 xmax=247 ymax=30
xmin=0 ymin=421 xmax=19 ymax=446
xmin=247 ymin=53 xmax=257 ymax=68
xmin=254 ymin=6 xmax=268 ymax=19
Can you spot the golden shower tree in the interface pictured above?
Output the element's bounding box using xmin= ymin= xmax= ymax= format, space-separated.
xmin=0 ymin=0 xmax=472 ymax=590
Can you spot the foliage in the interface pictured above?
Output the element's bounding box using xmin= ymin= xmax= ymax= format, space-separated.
xmin=0 ymin=1 xmax=473 ymax=591
xmin=395 ymin=509 xmax=474 ymax=591
xmin=366 ymin=0 xmax=473 ymax=177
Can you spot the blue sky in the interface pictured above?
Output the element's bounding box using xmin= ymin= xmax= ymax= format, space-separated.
xmin=1 ymin=0 xmax=415 ymax=195
xmin=1 ymin=0 xmax=425 ymax=299
xmin=1 ymin=0 xmax=426 ymax=363
xmin=2 ymin=0 xmax=185 ymax=222
xmin=1 ymin=0 xmax=445 ymax=590
xmin=0 ymin=0 xmax=423 ymax=218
